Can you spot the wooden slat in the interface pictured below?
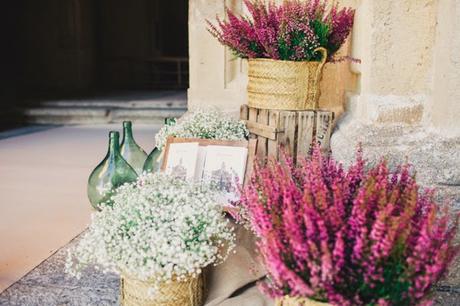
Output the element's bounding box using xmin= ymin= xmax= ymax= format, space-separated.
xmin=267 ymin=110 xmax=280 ymax=158
xmin=241 ymin=104 xmax=334 ymax=166
xmin=248 ymin=107 xmax=258 ymax=140
xmin=278 ymin=111 xmax=297 ymax=157
xmin=256 ymin=109 xmax=269 ymax=160
xmin=240 ymin=104 xmax=249 ymax=121
xmin=248 ymin=107 xmax=258 ymax=121
xmin=297 ymin=111 xmax=315 ymax=160
xmin=244 ymin=138 xmax=258 ymax=184
xmin=244 ymin=121 xmax=277 ymax=140
xmin=315 ymin=111 xmax=334 ymax=152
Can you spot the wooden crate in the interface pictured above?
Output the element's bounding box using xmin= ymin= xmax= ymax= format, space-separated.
xmin=240 ymin=105 xmax=334 ymax=163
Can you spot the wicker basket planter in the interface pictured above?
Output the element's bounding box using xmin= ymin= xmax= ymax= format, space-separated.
xmin=247 ymin=48 xmax=327 ymax=111
xmin=120 ymin=273 xmax=205 ymax=306
xmin=276 ymin=295 xmax=331 ymax=306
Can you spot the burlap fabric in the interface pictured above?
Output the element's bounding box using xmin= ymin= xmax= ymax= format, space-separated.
xmin=203 ymin=223 xmax=272 ymax=306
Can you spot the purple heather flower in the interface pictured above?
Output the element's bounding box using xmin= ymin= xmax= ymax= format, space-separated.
xmin=207 ymin=0 xmax=355 ymax=61
xmin=240 ymin=145 xmax=459 ymax=305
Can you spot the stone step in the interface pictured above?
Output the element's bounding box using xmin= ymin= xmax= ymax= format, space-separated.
xmin=37 ymin=92 xmax=187 ymax=109
xmin=20 ymin=90 xmax=187 ymax=125
xmin=22 ymin=107 xmax=186 ymax=125
xmin=40 ymin=99 xmax=186 ymax=109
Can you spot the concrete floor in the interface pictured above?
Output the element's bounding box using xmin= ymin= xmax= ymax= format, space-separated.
xmin=0 ymin=124 xmax=160 ymax=293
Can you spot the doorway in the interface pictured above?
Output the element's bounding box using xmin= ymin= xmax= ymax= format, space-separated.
xmin=10 ymin=0 xmax=189 ymax=101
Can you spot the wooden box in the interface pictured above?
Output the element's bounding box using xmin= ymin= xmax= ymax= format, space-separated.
xmin=240 ymin=105 xmax=334 ymax=163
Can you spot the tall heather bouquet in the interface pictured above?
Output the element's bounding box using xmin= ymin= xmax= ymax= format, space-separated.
xmin=207 ymin=0 xmax=355 ymax=61
xmin=240 ymin=148 xmax=459 ymax=305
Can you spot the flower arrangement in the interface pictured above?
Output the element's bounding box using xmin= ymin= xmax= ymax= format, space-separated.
xmin=207 ymin=0 xmax=355 ymax=62
xmin=67 ymin=173 xmax=235 ymax=287
xmin=240 ymin=147 xmax=459 ymax=305
xmin=155 ymin=109 xmax=249 ymax=150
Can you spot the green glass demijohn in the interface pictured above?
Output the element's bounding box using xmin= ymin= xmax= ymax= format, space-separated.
xmin=87 ymin=131 xmax=138 ymax=211
xmin=120 ymin=121 xmax=148 ymax=175
xmin=143 ymin=146 xmax=162 ymax=173
xmin=143 ymin=117 xmax=176 ymax=173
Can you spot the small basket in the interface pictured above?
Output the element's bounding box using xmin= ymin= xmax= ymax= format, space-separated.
xmin=247 ymin=48 xmax=327 ymax=111
xmin=276 ymin=295 xmax=331 ymax=306
xmin=120 ymin=273 xmax=205 ymax=306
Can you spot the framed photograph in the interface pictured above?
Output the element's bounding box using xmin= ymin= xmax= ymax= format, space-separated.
xmin=161 ymin=137 xmax=257 ymax=201
xmin=202 ymin=145 xmax=248 ymax=194
xmin=163 ymin=142 xmax=200 ymax=181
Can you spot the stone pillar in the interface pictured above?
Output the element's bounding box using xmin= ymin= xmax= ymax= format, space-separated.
xmin=348 ymin=0 xmax=437 ymax=124
xmin=188 ymin=0 xmax=247 ymax=115
xmin=430 ymin=0 xmax=460 ymax=136
xmin=331 ymin=0 xmax=460 ymax=219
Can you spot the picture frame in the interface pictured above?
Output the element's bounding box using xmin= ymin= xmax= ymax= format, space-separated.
xmin=161 ymin=136 xmax=257 ymax=186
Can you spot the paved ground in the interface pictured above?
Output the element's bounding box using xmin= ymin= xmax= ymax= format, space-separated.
xmin=0 ymin=235 xmax=119 ymax=306
xmin=0 ymin=124 xmax=159 ymax=293
xmin=0 ymin=234 xmax=459 ymax=306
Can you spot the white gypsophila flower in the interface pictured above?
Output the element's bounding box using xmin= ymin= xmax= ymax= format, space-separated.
xmin=154 ymin=109 xmax=249 ymax=150
xmin=66 ymin=173 xmax=236 ymax=285
xmin=96 ymin=182 xmax=113 ymax=197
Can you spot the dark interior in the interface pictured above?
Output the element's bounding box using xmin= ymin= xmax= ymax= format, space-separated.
xmin=0 ymin=0 xmax=188 ymax=111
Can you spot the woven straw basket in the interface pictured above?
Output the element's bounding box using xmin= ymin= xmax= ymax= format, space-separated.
xmin=247 ymin=47 xmax=327 ymax=111
xmin=120 ymin=273 xmax=205 ymax=306
xmin=276 ymin=295 xmax=331 ymax=306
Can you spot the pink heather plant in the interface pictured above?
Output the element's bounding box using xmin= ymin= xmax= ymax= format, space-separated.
xmin=207 ymin=0 xmax=355 ymax=62
xmin=240 ymin=147 xmax=459 ymax=305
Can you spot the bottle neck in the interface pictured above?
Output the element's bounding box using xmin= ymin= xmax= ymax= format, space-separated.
xmin=122 ymin=122 xmax=134 ymax=144
xmin=108 ymin=132 xmax=120 ymax=158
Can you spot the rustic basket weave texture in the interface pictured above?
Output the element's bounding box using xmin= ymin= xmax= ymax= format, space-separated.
xmin=247 ymin=48 xmax=327 ymax=111
xmin=276 ymin=295 xmax=331 ymax=306
xmin=120 ymin=273 xmax=205 ymax=306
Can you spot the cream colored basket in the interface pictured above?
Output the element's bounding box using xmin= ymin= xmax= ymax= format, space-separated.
xmin=247 ymin=47 xmax=327 ymax=111
xmin=276 ymin=295 xmax=331 ymax=306
xmin=120 ymin=273 xmax=205 ymax=306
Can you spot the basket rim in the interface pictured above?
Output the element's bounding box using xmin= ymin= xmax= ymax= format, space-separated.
xmin=277 ymin=295 xmax=331 ymax=306
xmin=121 ymin=272 xmax=200 ymax=284
xmin=248 ymin=57 xmax=323 ymax=64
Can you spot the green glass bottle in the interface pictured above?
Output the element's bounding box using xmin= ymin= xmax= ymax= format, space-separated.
xmin=120 ymin=121 xmax=148 ymax=175
xmin=143 ymin=117 xmax=176 ymax=173
xmin=143 ymin=146 xmax=162 ymax=173
xmin=87 ymin=131 xmax=138 ymax=211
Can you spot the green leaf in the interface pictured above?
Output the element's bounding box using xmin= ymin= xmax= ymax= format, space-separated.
xmin=311 ymin=19 xmax=330 ymax=47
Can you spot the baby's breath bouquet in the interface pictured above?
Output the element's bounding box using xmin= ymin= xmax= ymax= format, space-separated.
xmin=155 ymin=109 xmax=249 ymax=150
xmin=66 ymin=173 xmax=235 ymax=293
